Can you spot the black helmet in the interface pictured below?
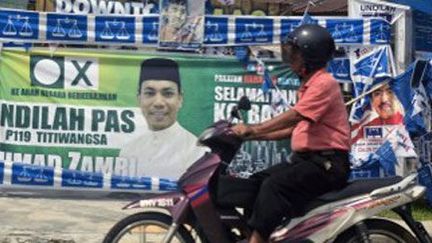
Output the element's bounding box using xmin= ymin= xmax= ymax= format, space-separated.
xmin=283 ymin=24 xmax=335 ymax=71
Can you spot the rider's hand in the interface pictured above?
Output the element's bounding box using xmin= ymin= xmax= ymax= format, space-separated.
xmin=231 ymin=123 xmax=254 ymax=139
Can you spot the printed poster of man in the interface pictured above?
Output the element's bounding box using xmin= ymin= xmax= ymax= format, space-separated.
xmin=119 ymin=58 xmax=209 ymax=179
xmin=158 ymin=0 xmax=205 ymax=50
xmin=350 ymin=78 xmax=417 ymax=175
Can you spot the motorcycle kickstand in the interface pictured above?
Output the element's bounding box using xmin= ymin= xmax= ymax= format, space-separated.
xmin=162 ymin=222 xmax=180 ymax=243
xmin=355 ymin=221 xmax=371 ymax=243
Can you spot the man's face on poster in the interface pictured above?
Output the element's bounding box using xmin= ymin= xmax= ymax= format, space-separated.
xmin=371 ymin=83 xmax=395 ymax=120
xmin=166 ymin=3 xmax=187 ymax=29
xmin=139 ymin=80 xmax=183 ymax=131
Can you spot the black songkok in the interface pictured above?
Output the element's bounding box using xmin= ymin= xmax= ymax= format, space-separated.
xmin=138 ymin=58 xmax=181 ymax=93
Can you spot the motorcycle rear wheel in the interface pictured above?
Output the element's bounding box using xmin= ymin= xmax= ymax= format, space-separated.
xmin=103 ymin=212 xmax=195 ymax=243
xmin=334 ymin=218 xmax=417 ymax=243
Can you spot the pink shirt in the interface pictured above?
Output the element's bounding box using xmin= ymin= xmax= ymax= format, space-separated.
xmin=291 ymin=69 xmax=350 ymax=152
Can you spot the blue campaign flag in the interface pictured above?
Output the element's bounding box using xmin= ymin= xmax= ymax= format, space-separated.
xmin=350 ymin=95 xmax=370 ymax=122
xmin=46 ymin=13 xmax=88 ymax=42
xmin=390 ymin=0 xmax=432 ymax=15
xmin=0 ymin=162 xmax=3 ymax=184
xmin=392 ymin=62 xmax=414 ymax=113
xmin=234 ymin=46 xmax=249 ymax=64
xmin=111 ymin=175 xmax=151 ymax=190
xmin=327 ymin=58 xmax=351 ymax=82
xmin=392 ymin=60 xmax=431 ymax=135
xmin=261 ymin=69 xmax=273 ymax=94
xmin=353 ymin=47 xmax=390 ymax=78
xmin=62 ymin=169 xmax=103 ymax=188
xmin=349 ymin=80 xmax=370 ymax=122
xmin=349 ymin=153 xmax=381 ymax=179
xmin=0 ymin=9 xmax=40 ymax=40
xmin=411 ymin=82 xmax=431 ymax=132
xmin=11 ymin=163 xmax=54 ymax=186
xmin=300 ymin=12 xmax=317 ymax=26
xmin=375 ymin=141 xmax=397 ymax=176
xmin=299 ymin=1 xmax=318 ymax=26
xmin=205 ymin=0 xmax=214 ymax=14
xmin=95 ymin=16 xmax=135 ymax=44
xmin=3 ymin=42 xmax=32 ymax=50
xmin=424 ymin=62 xmax=432 ymax=100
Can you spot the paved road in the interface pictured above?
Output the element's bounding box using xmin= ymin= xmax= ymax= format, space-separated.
xmin=0 ymin=193 xmax=143 ymax=243
xmin=0 ymin=195 xmax=431 ymax=243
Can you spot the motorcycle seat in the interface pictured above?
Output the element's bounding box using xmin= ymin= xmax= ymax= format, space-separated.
xmin=303 ymin=176 xmax=403 ymax=213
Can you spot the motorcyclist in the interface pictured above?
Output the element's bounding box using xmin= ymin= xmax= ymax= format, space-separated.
xmin=232 ymin=24 xmax=351 ymax=243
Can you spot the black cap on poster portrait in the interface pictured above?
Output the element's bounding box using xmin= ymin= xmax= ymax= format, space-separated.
xmin=138 ymin=58 xmax=181 ymax=92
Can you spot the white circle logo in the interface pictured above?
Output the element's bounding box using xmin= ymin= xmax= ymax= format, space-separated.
xmin=33 ymin=59 xmax=61 ymax=86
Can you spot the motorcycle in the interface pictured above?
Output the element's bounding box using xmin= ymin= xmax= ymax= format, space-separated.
xmin=104 ymin=96 xmax=432 ymax=243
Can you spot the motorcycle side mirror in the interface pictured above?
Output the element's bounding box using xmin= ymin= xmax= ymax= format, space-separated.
xmin=238 ymin=96 xmax=251 ymax=111
xmin=229 ymin=96 xmax=251 ymax=122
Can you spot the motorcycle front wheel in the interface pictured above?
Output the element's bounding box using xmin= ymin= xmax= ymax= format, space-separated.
xmin=334 ymin=218 xmax=417 ymax=243
xmin=103 ymin=212 xmax=195 ymax=243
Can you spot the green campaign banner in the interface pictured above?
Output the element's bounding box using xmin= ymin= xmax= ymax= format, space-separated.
xmin=0 ymin=47 xmax=298 ymax=189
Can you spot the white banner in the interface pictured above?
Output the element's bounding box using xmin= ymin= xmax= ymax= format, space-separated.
xmin=348 ymin=0 xmax=409 ymax=24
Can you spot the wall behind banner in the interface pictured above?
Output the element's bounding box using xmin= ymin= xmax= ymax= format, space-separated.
xmin=0 ymin=47 xmax=297 ymax=179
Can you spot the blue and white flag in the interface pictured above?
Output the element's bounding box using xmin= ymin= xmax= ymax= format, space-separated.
xmin=353 ymin=46 xmax=391 ymax=78
xmin=0 ymin=161 xmax=178 ymax=193
xmin=261 ymin=69 xmax=273 ymax=94
xmin=270 ymin=88 xmax=290 ymax=115
xmin=327 ymin=57 xmax=351 ymax=82
xmin=349 ymin=89 xmax=370 ymax=123
xmin=392 ymin=60 xmax=432 ymax=135
xmin=412 ymin=82 xmax=431 ymax=132
xmin=234 ymin=46 xmax=250 ymax=63
xmin=300 ymin=12 xmax=317 ymax=26
xmin=350 ymin=152 xmax=381 ymax=179
xmin=425 ymin=61 xmax=432 ymax=99
xmin=375 ymin=141 xmax=397 ymax=176
xmin=299 ymin=1 xmax=317 ymax=26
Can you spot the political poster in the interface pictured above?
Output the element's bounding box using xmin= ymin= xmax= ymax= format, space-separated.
xmin=0 ymin=47 xmax=297 ymax=191
xmin=158 ymin=0 xmax=205 ymax=50
xmin=348 ymin=59 xmax=432 ymax=179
